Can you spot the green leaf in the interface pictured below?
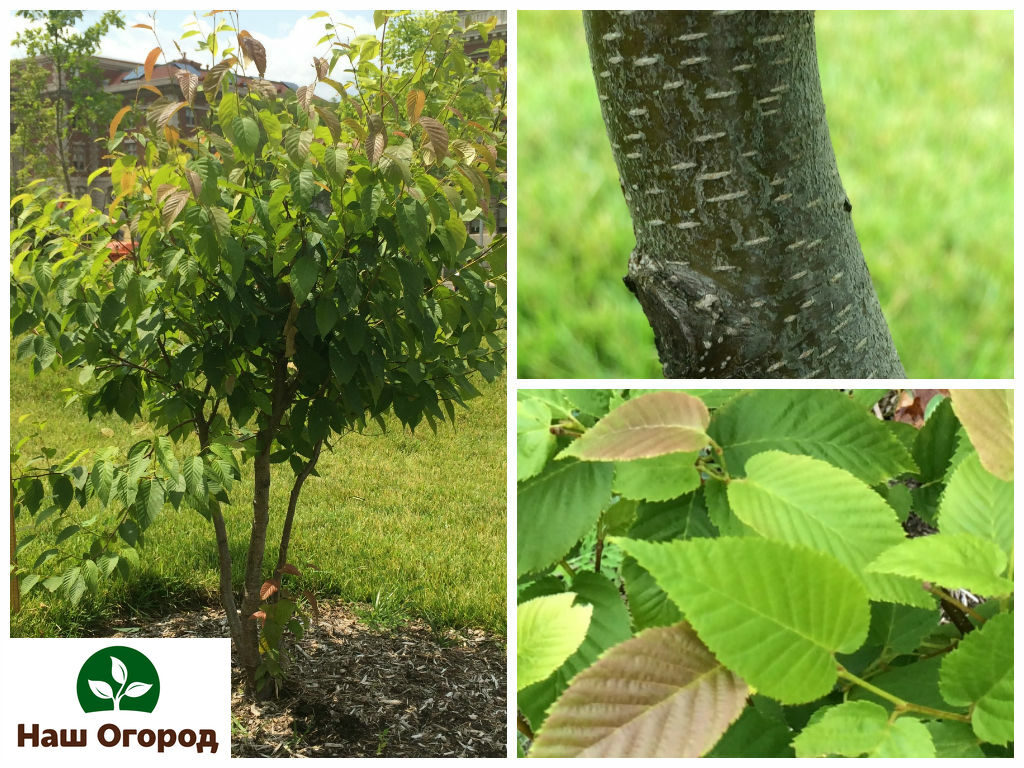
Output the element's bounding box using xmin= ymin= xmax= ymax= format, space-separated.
xmin=706 ymin=704 xmax=796 ymax=757
xmin=925 ymin=721 xmax=985 ymax=758
xmin=290 ymin=166 xmax=316 ymax=209
xmin=182 ymin=455 xmax=206 ymax=500
xmin=138 ymin=477 xmax=165 ymax=525
xmin=91 ymin=459 xmax=115 ymax=507
xmin=793 ymin=701 xmax=935 ymax=757
xmin=727 ymin=451 xmax=932 ymax=608
xmin=866 ymin=602 xmax=940 ymax=659
xmin=518 ymin=572 xmax=632 ymax=732
xmin=19 ymin=573 xmax=41 ymax=596
xmin=621 ymin=496 xmax=710 ymax=631
xmin=613 ymin=451 xmax=700 ymax=502
xmin=850 ymin=655 xmax=952 ymax=714
xmin=910 ymin=397 xmax=959 ymax=520
xmin=323 ymin=145 xmax=349 ymax=183
xmin=284 ymin=128 xmax=313 ymax=165
xmin=315 ymin=296 xmax=339 ymax=337
xmin=55 ymin=524 xmax=80 ymax=545
xmin=216 ymin=91 xmax=239 ymax=138
xmin=939 ymin=611 xmax=1013 ymax=745
xmin=866 ymin=533 xmax=1013 ymax=597
xmin=517 ymin=593 xmax=593 ymax=691
xmin=290 ymin=250 xmax=320 ymax=303
xmin=231 ymin=116 xmax=259 ymax=156
xmin=948 ymin=389 xmax=1012 ymax=481
xmin=517 ymin=398 xmax=554 ymax=482
xmin=530 ymin=622 xmax=748 ymax=757
xmin=517 ymin=459 xmax=613 ymax=576
xmin=614 ymin=536 xmax=870 ymax=704
xmin=939 ymin=452 xmax=1012 ymax=558
xmin=561 ymin=391 xmax=710 ymax=461
xmin=709 ymin=390 xmax=916 ymax=484
xmin=397 ymin=199 xmax=427 ymax=256
xmin=35 ymin=335 xmax=56 ymax=370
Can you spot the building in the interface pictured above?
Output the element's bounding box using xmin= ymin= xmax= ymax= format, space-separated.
xmin=10 ymin=54 xmax=292 ymax=207
xmin=13 ymin=15 xmax=506 ymax=239
xmin=455 ymin=10 xmax=508 ymax=245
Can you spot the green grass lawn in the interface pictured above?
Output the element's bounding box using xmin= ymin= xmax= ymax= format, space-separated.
xmin=517 ymin=10 xmax=1013 ymax=379
xmin=11 ymin=360 xmax=506 ymax=637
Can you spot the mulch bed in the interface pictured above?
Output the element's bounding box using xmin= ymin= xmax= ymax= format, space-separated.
xmin=109 ymin=601 xmax=507 ymax=758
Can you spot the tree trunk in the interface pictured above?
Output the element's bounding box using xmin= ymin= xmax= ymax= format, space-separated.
xmin=239 ymin=442 xmax=273 ymax=696
xmin=583 ymin=10 xmax=905 ymax=378
xmin=275 ymin=439 xmax=323 ymax=575
xmin=11 ymin=481 xmax=20 ymax=615
xmin=53 ymin=60 xmax=73 ymax=195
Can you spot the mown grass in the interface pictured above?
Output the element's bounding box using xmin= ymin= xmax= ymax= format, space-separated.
xmin=518 ymin=10 xmax=1013 ymax=379
xmin=11 ymin=359 xmax=506 ymax=637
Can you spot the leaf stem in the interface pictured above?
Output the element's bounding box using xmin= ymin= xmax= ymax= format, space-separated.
xmin=836 ymin=665 xmax=970 ymax=722
xmin=928 ymin=585 xmax=986 ymax=626
xmin=558 ymin=559 xmax=576 ymax=579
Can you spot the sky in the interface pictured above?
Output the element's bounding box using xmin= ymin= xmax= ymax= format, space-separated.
xmin=9 ymin=9 xmax=378 ymax=97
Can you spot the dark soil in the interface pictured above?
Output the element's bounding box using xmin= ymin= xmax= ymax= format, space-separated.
xmin=108 ymin=600 xmax=506 ymax=758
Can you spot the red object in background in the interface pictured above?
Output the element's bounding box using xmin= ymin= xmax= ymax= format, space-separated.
xmin=106 ymin=239 xmax=137 ymax=261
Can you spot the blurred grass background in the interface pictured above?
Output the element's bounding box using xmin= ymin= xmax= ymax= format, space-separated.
xmin=12 ymin=360 xmax=506 ymax=637
xmin=517 ymin=10 xmax=1013 ymax=379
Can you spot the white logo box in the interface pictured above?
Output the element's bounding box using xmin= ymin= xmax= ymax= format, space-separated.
xmin=3 ymin=638 xmax=231 ymax=762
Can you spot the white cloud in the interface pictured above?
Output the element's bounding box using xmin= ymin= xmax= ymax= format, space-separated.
xmin=247 ymin=12 xmax=376 ymax=97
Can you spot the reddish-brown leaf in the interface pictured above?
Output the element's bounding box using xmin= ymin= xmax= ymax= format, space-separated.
xmin=303 ymin=589 xmax=320 ymax=622
xmin=260 ymin=579 xmax=280 ymax=601
xmin=184 ymin=168 xmax=202 ymax=200
xmin=157 ymin=100 xmax=187 ymax=129
xmin=563 ymin=391 xmax=711 ymax=461
xmin=137 ymin=84 xmax=163 ymax=97
xmin=155 ymin=183 xmax=180 ymax=204
xmin=365 ymin=114 xmax=387 ymax=166
xmin=161 ymin=188 xmax=189 ymax=229
xmin=203 ymin=56 xmax=237 ymax=96
xmin=175 ymin=70 xmax=198 ymax=106
xmin=144 ymin=46 xmax=162 ymax=82
xmin=406 ymin=89 xmax=425 ymax=124
xmin=296 ymin=83 xmax=315 ymax=115
xmin=531 ymin=622 xmax=749 ymax=757
xmin=131 ymin=23 xmax=153 ymax=29
xmin=419 ymin=115 xmax=448 ymax=162
xmin=109 ymin=105 xmax=132 ymax=140
xmin=238 ymin=31 xmax=267 ymax=78
xmin=949 ymin=390 xmax=1013 ymax=481
xmin=278 ymin=563 xmax=302 ymax=576
xmin=251 ymin=610 xmax=267 ymax=621
xmin=313 ymin=56 xmax=328 ymax=80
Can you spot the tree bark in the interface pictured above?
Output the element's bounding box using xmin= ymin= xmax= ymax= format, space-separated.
xmin=275 ymin=438 xmax=323 ymax=576
xmin=53 ymin=58 xmax=73 ymax=195
xmin=583 ymin=10 xmax=905 ymax=378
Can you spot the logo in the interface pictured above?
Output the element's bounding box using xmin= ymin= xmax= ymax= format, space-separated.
xmin=76 ymin=646 xmax=160 ymax=713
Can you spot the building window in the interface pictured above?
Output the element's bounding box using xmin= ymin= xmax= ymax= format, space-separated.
xmin=183 ymin=108 xmax=196 ymax=130
xmin=72 ymin=143 xmax=88 ymax=172
xmin=122 ymin=136 xmax=138 ymax=156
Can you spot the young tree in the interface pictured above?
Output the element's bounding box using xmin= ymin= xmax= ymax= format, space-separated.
xmin=13 ymin=10 xmax=126 ymax=195
xmin=11 ymin=11 xmax=506 ymax=697
xmin=10 ymin=58 xmax=59 ymax=195
xmin=583 ymin=10 xmax=904 ymax=378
